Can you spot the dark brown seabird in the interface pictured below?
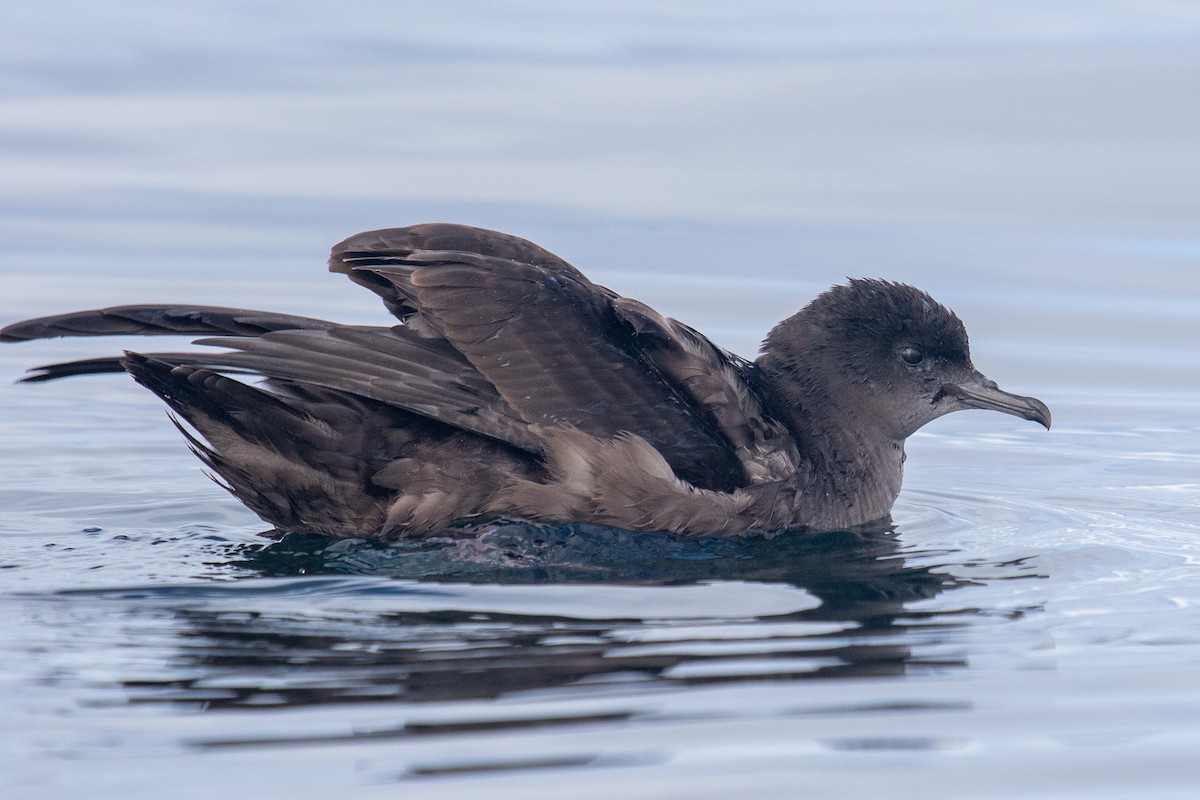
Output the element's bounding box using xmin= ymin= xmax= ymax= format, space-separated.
xmin=1 ymin=224 xmax=1050 ymax=539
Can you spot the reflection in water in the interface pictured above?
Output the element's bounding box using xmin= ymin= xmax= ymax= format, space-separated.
xmin=101 ymin=523 xmax=991 ymax=740
xmin=238 ymin=521 xmax=954 ymax=599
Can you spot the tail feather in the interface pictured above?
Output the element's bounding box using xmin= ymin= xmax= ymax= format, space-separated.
xmin=121 ymin=353 xmax=389 ymax=536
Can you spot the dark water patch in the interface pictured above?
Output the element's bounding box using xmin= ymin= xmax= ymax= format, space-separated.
xmin=231 ymin=522 xmax=960 ymax=606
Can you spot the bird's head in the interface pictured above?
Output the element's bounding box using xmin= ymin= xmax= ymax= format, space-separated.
xmin=759 ymin=279 xmax=1051 ymax=440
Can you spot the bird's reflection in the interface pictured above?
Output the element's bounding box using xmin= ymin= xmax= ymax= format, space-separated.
xmin=123 ymin=522 xmax=974 ymax=717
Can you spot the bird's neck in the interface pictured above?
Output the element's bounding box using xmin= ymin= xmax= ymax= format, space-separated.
xmin=755 ymin=352 xmax=905 ymax=529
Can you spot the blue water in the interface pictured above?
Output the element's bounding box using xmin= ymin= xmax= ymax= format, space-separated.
xmin=3 ymin=3 xmax=1200 ymax=798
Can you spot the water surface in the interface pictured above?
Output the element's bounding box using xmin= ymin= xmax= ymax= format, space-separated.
xmin=2 ymin=3 xmax=1199 ymax=799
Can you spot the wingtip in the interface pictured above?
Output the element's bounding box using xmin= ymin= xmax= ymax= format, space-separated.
xmin=0 ymin=323 xmax=37 ymax=343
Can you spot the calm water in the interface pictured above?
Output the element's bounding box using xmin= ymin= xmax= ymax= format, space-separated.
xmin=3 ymin=3 xmax=1200 ymax=799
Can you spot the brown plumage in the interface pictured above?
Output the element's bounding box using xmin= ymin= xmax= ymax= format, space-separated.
xmin=1 ymin=223 xmax=1051 ymax=538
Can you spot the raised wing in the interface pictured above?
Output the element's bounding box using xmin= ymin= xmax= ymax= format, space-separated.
xmin=181 ymin=326 xmax=542 ymax=453
xmin=18 ymin=322 xmax=543 ymax=455
xmin=4 ymin=225 xmax=795 ymax=494
xmin=330 ymin=225 xmax=755 ymax=491
xmin=330 ymin=223 xmax=587 ymax=324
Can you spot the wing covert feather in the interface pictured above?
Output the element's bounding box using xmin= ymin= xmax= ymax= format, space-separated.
xmin=358 ymin=249 xmax=747 ymax=490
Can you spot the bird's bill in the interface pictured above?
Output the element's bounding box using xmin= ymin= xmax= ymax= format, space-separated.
xmin=943 ymin=372 xmax=1052 ymax=429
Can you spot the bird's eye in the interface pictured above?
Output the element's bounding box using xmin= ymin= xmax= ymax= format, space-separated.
xmin=900 ymin=346 xmax=924 ymax=365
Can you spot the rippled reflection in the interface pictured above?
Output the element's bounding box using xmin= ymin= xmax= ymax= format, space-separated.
xmin=69 ymin=523 xmax=990 ymax=729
